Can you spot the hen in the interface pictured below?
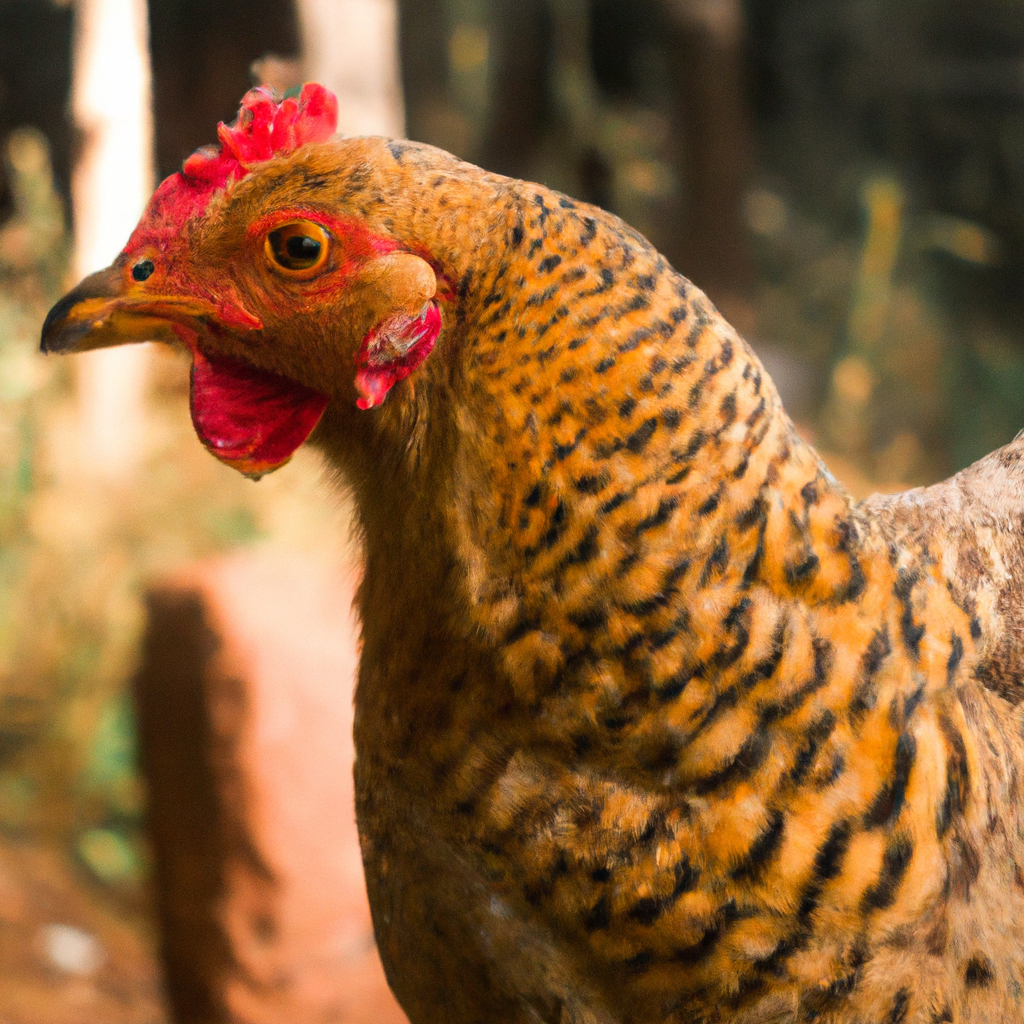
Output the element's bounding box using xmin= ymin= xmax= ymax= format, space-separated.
xmin=42 ymin=85 xmax=1024 ymax=1024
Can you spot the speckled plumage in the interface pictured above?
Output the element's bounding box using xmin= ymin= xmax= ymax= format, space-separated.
xmin=44 ymin=128 xmax=1024 ymax=1024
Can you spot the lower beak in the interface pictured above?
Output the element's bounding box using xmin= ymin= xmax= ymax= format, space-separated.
xmin=40 ymin=266 xmax=202 ymax=354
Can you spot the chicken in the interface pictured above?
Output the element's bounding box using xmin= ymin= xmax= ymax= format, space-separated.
xmin=42 ymin=84 xmax=1024 ymax=1024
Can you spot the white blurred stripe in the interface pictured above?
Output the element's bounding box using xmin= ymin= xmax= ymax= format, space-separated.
xmin=72 ymin=0 xmax=154 ymax=478
xmin=296 ymin=0 xmax=406 ymax=138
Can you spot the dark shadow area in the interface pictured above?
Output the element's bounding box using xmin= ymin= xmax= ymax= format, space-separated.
xmin=148 ymin=0 xmax=300 ymax=180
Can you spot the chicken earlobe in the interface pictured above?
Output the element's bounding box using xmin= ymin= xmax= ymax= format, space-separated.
xmin=351 ymin=252 xmax=441 ymax=409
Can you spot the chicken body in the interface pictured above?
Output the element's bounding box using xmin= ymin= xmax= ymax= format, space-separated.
xmin=42 ymin=96 xmax=1024 ymax=1024
xmin=326 ymin=141 xmax=1024 ymax=1024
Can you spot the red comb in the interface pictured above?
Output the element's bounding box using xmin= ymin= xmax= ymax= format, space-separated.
xmin=184 ymin=83 xmax=338 ymax=182
xmin=126 ymin=83 xmax=338 ymax=252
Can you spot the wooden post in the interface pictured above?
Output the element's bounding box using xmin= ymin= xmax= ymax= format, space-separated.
xmin=662 ymin=0 xmax=755 ymax=325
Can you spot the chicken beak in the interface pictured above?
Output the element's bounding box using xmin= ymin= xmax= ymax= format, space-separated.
xmin=40 ymin=265 xmax=201 ymax=354
xmin=42 ymin=261 xmax=326 ymax=481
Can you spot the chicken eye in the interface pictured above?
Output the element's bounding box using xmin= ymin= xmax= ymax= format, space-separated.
xmin=265 ymin=221 xmax=330 ymax=276
xmin=132 ymin=259 xmax=155 ymax=282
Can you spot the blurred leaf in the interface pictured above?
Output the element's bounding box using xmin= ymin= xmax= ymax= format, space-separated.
xmin=0 ymin=771 xmax=35 ymax=832
xmin=77 ymin=826 xmax=143 ymax=886
xmin=205 ymin=504 xmax=262 ymax=546
xmin=84 ymin=693 xmax=142 ymax=818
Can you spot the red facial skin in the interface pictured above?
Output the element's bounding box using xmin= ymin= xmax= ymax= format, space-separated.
xmin=109 ymin=83 xmax=443 ymax=477
xmin=126 ymin=83 xmax=340 ymax=241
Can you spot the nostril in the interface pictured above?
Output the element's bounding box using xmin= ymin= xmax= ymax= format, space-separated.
xmin=132 ymin=259 xmax=155 ymax=282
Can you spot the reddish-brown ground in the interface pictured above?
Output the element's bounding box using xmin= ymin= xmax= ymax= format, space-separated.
xmin=0 ymin=837 xmax=165 ymax=1024
xmin=2 ymin=549 xmax=409 ymax=1024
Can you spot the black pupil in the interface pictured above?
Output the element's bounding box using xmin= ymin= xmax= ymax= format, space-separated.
xmin=132 ymin=259 xmax=154 ymax=281
xmin=285 ymin=235 xmax=320 ymax=262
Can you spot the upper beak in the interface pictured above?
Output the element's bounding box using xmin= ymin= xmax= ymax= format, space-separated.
xmin=41 ymin=263 xmax=265 ymax=354
xmin=40 ymin=265 xmax=186 ymax=354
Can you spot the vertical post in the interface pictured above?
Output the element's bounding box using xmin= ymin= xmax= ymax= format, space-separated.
xmin=663 ymin=0 xmax=755 ymax=325
xmin=295 ymin=0 xmax=405 ymax=138
xmin=71 ymin=0 xmax=154 ymax=479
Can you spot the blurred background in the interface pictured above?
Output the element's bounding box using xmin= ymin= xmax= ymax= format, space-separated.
xmin=0 ymin=0 xmax=1023 ymax=1019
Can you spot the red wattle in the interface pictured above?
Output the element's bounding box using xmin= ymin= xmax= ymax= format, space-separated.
xmin=189 ymin=347 xmax=329 ymax=479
